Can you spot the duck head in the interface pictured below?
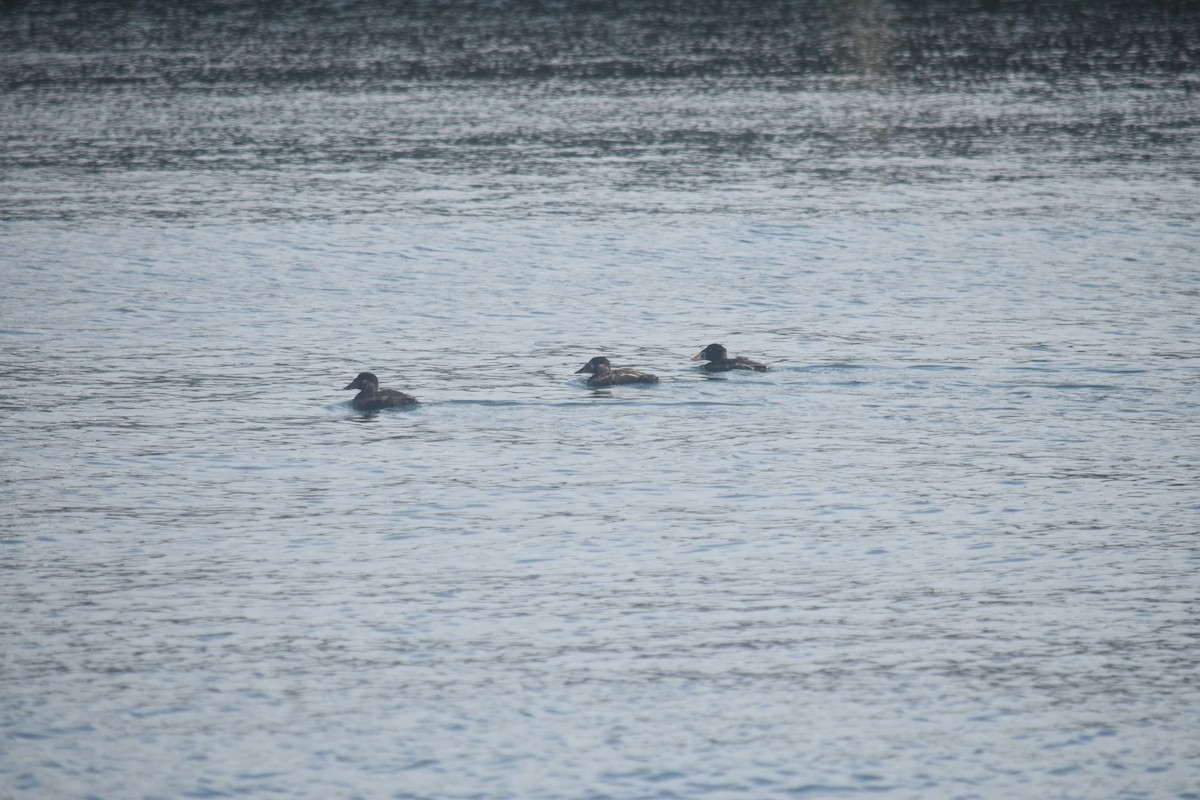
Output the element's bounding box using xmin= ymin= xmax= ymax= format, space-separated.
xmin=575 ymin=356 xmax=613 ymax=375
xmin=691 ymin=343 xmax=727 ymax=362
xmin=343 ymin=372 xmax=380 ymax=392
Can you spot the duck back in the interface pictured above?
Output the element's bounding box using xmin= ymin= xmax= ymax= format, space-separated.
xmin=353 ymin=388 xmax=418 ymax=410
xmin=703 ymin=357 xmax=768 ymax=372
xmin=587 ymin=369 xmax=659 ymax=387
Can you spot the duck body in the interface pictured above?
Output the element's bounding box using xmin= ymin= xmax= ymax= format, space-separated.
xmin=343 ymin=371 xmax=418 ymax=410
xmin=575 ymin=356 xmax=659 ymax=387
xmin=691 ymin=343 xmax=769 ymax=372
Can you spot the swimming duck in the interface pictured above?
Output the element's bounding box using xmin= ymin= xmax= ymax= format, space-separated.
xmin=690 ymin=343 xmax=769 ymax=372
xmin=343 ymin=372 xmax=418 ymax=410
xmin=575 ymin=356 xmax=660 ymax=387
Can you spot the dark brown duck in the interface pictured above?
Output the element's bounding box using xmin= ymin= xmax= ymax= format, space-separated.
xmin=690 ymin=343 xmax=769 ymax=372
xmin=575 ymin=356 xmax=660 ymax=387
xmin=343 ymin=371 xmax=418 ymax=410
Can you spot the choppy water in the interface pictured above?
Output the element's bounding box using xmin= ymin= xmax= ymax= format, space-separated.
xmin=2 ymin=2 xmax=1199 ymax=798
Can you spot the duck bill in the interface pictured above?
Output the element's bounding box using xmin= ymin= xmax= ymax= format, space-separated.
xmin=343 ymin=381 xmax=358 ymax=390
xmin=690 ymin=352 xmax=704 ymax=361
xmin=574 ymin=365 xmax=590 ymax=374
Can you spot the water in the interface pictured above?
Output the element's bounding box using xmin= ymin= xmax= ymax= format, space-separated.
xmin=2 ymin=2 xmax=1199 ymax=798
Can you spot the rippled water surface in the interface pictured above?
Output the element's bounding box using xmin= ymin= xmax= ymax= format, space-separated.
xmin=2 ymin=2 xmax=1199 ymax=798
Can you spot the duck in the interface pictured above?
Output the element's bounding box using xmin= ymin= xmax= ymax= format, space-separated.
xmin=690 ymin=343 xmax=769 ymax=372
xmin=343 ymin=371 xmax=418 ymax=410
xmin=575 ymin=356 xmax=660 ymax=387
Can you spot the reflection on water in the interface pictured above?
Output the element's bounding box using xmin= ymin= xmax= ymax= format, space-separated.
xmin=3 ymin=1 xmax=1196 ymax=83
xmin=2 ymin=0 xmax=1196 ymax=223
xmin=2 ymin=2 xmax=1199 ymax=799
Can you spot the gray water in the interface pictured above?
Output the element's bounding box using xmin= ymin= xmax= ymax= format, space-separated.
xmin=2 ymin=2 xmax=1199 ymax=798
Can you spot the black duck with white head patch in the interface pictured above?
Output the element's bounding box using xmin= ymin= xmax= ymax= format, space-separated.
xmin=343 ymin=371 xmax=418 ymax=410
xmin=575 ymin=356 xmax=660 ymax=388
xmin=690 ymin=343 xmax=769 ymax=372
